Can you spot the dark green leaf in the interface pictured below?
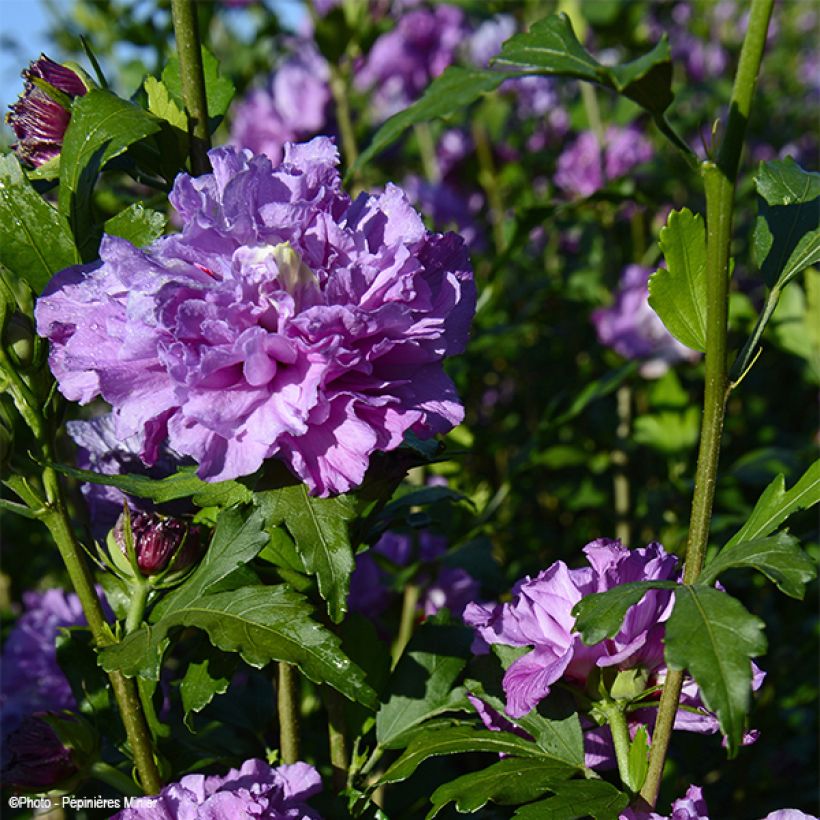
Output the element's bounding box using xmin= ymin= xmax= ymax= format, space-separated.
xmin=513 ymin=780 xmax=629 ymax=819
xmin=47 ymin=462 xmax=253 ymax=508
xmin=151 ymin=505 xmax=268 ymax=621
xmin=103 ymin=203 xmax=167 ymax=248
xmin=56 ymin=627 xmax=112 ymax=718
xmin=379 ymin=725 xmax=553 ymax=785
xmin=162 ymin=47 xmax=235 ymax=120
xmin=725 ymin=460 xmax=820 ymax=548
xmin=376 ymin=621 xmax=473 ymax=748
xmin=0 ymin=154 xmax=77 ymax=292
xmin=102 ymin=585 xmax=377 ymax=708
xmin=351 ymin=67 xmax=513 ymax=176
xmin=180 ymin=649 xmax=238 ymax=731
xmin=755 ymin=157 xmax=820 ymax=205
xmin=58 ymin=90 xmax=161 ymax=258
xmin=648 ymin=208 xmax=708 ymax=352
xmin=664 ymin=586 xmax=766 ymax=755
xmin=699 ymin=532 xmax=816 ymax=599
xmin=572 ymin=581 xmax=679 ymax=645
xmin=778 ymin=228 xmax=820 ymax=288
xmin=547 ymin=362 xmax=639 ymax=428
xmin=258 ymin=486 xmax=355 ymax=623
xmin=428 ymin=757 xmax=575 ymax=818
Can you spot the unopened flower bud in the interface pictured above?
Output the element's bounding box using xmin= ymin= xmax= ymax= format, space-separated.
xmin=1 ymin=715 xmax=78 ymax=790
xmin=6 ymin=54 xmax=89 ymax=168
xmin=113 ymin=510 xmax=202 ymax=576
xmin=4 ymin=314 xmax=37 ymax=370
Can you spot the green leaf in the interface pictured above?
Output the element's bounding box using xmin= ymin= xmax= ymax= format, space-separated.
xmin=102 ymin=585 xmax=377 ymax=708
xmin=0 ymin=154 xmax=78 ymax=292
xmin=753 ymin=158 xmax=820 ymax=289
xmin=103 ymin=203 xmax=167 ymax=248
xmin=633 ymin=407 xmax=700 ymax=455
xmin=627 ymin=725 xmax=649 ymax=793
xmin=572 ymin=581 xmax=679 ymax=644
xmin=258 ymin=486 xmax=355 ymax=623
xmin=699 ymin=532 xmax=816 ymax=599
xmin=151 ymin=506 xmax=268 ymax=621
xmin=144 ymin=76 xmax=187 ymax=130
xmin=58 ymin=89 xmax=161 ymax=259
xmin=56 ymin=627 xmax=112 ymax=718
xmin=513 ymin=780 xmax=629 ymax=819
xmin=648 ymin=208 xmax=708 ymax=352
xmin=180 ymin=648 xmax=238 ymax=731
xmin=547 ymin=362 xmax=639 ymax=428
xmin=428 ymin=757 xmax=575 ymax=818
xmin=351 ymin=66 xmax=513 ymax=176
xmin=162 ymin=47 xmax=235 ymax=121
xmin=379 ymin=725 xmax=554 ymax=785
xmin=725 ymin=460 xmax=820 ymax=548
xmin=376 ymin=621 xmax=473 ymax=748
xmin=664 ymin=586 xmax=766 ymax=755
xmin=495 ymin=14 xmax=672 ymax=115
xmin=48 ymin=462 xmax=253 ymax=508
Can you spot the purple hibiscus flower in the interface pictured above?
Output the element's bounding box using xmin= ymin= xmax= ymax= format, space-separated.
xmin=592 ymin=264 xmax=701 ymax=378
xmin=36 ymin=138 xmax=476 ymax=495
xmin=230 ymin=44 xmax=331 ymax=165
xmin=463 ymin=539 xmax=677 ymax=718
xmin=355 ymin=5 xmax=467 ymax=120
xmin=6 ymin=54 xmax=88 ymax=167
xmin=555 ymin=126 xmax=653 ymax=198
xmin=112 ymin=758 xmax=322 ymax=819
xmin=621 ymin=784 xmax=710 ymax=820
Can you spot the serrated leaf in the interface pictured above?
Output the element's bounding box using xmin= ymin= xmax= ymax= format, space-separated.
xmin=664 ymin=586 xmax=766 ymax=755
xmin=699 ymin=532 xmax=816 ymax=599
xmin=428 ymin=757 xmax=575 ymax=818
xmin=180 ymin=649 xmax=238 ymax=731
xmin=144 ymin=76 xmax=187 ymax=129
xmin=102 ymin=585 xmax=377 ymax=708
xmin=755 ymin=157 xmax=820 ymax=206
xmin=151 ymin=505 xmax=268 ymax=621
xmin=512 ymin=780 xmax=629 ymax=819
xmin=103 ymin=203 xmax=166 ymax=248
xmin=162 ymin=47 xmax=235 ymax=120
xmin=778 ymin=228 xmax=820 ymax=288
xmin=0 ymin=154 xmax=78 ymax=292
xmin=725 ymin=460 xmax=820 ymax=548
xmin=648 ymin=208 xmax=708 ymax=352
xmin=258 ymin=486 xmax=355 ymax=623
xmin=48 ymin=462 xmax=253 ymax=508
xmin=379 ymin=724 xmax=553 ymax=785
xmin=351 ymin=66 xmax=513 ymax=176
xmin=58 ymin=89 xmax=161 ymax=259
xmin=376 ymin=621 xmax=473 ymax=748
xmin=572 ymin=580 xmax=679 ymax=645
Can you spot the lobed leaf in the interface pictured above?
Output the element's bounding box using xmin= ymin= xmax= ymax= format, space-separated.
xmin=162 ymin=47 xmax=235 ymax=121
xmin=664 ymin=585 xmax=766 ymax=755
xmin=724 ymin=460 xmax=820 ymax=548
xmin=512 ymin=780 xmax=629 ymax=819
xmin=179 ymin=649 xmax=238 ymax=731
xmin=572 ymin=580 xmax=678 ymax=645
xmin=0 ymin=154 xmax=78 ymax=292
xmin=427 ymin=756 xmax=575 ymax=818
xmin=699 ymin=532 xmax=816 ymax=599
xmin=648 ymin=208 xmax=708 ymax=352
xmin=258 ymin=486 xmax=356 ymax=623
xmin=103 ymin=203 xmax=167 ymax=248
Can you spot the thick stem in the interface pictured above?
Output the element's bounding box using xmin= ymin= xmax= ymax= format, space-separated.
xmin=640 ymin=0 xmax=773 ymax=806
xmin=170 ymin=0 xmax=211 ymax=175
xmin=323 ymin=686 xmax=349 ymax=791
xmin=599 ymin=700 xmax=633 ymax=792
xmin=277 ymin=663 xmax=301 ymax=764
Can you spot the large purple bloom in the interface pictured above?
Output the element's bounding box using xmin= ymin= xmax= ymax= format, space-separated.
xmin=36 ymin=138 xmax=475 ymax=495
xmin=463 ymin=539 xmax=677 ymax=718
xmin=113 ymin=758 xmax=322 ymax=819
xmin=592 ymin=264 xmax=700 ymax=378
xmin=230 ymin=45 xmax=331 ymax=165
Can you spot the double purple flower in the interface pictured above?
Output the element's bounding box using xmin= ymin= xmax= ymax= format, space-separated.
xmin=36 ymin=138 xmax=475 ymax=495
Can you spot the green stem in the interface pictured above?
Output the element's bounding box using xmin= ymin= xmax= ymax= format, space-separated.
xmin=329 ymin=66 xmax=359 ymax=188
xmin=414 ymin=122 xmax=440 ymax=183
xmin=640 ymin=0 xmax=773 ymax=806
xmin=125 ymin=579 xmax=150 ymax=635
xmin=323 ymin=686 xmax=349 ymax=792
xmin=599 ymin=700 xmax=633 ymax=792
xmin=471 ymin=121 xmax=506 ymax=254
xmin=91 ymin=761 xmax=143 ymax=797
xmin=392 ymin=582 xmax=420 ymax=668
xmin=170 ymin=0 xmax=211 ymax=175
xmin=277 ymin=663 xmax=301 ymax=764
xmin=613 ymin=384 xmax=632 ymax=545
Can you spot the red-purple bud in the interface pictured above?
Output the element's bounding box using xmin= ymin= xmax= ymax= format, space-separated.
xmin=1 ymin=715 xmax=78 ymax=790
xmin=114 ymin=511 xmax=202 ymax=576
xmin=6 ymin=55 xmax=88 ymax=168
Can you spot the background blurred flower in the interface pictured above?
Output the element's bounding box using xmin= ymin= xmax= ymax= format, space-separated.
xmin=0 ymin=715 xmax=79 ymax=791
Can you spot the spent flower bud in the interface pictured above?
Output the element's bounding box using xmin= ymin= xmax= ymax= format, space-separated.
xmin=112 ymin=510 xmax=202 ymax=577
xmin=1 ymin=715 xmax=79 ymax=791
xmin=6 ymin=54 xmax=88 ymax=168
